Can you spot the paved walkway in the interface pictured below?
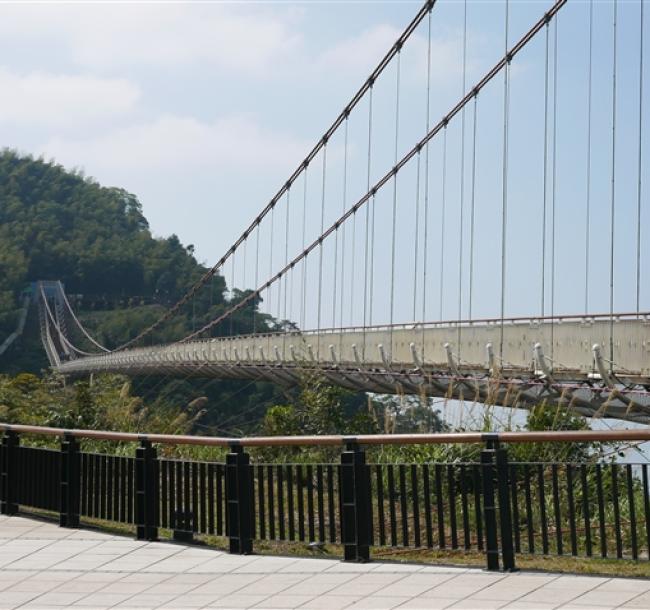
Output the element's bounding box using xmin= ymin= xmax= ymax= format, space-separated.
xmin=1 ymin=516 xmax=649 ymax=610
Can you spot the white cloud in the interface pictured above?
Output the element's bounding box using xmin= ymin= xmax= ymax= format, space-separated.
xmin=318 ymin=24 xmax=402 ymax=77
xmin=41 ymin=114 xmax=309 ymax=175
xmin=316 ymin=23 xmax=470 ymax=89
xmin=0 ymin=69 xmax=139 ymax=127
xmin=0 ymin=3 xmax=302 ymax=77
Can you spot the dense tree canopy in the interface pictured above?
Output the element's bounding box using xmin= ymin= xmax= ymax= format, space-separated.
xmin=0 ymin=150 xmax=288 ymax=432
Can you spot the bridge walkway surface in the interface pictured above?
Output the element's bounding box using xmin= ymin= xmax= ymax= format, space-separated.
xmin=1 ymin=516 xmax=649 ymax=610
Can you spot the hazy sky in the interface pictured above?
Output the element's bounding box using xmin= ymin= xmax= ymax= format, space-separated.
xmin=2 ymin=0 xmax=647 ymax=328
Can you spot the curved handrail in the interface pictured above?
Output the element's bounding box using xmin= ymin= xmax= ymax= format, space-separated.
xmin=2 ymin=422 xmax=650 ymax=447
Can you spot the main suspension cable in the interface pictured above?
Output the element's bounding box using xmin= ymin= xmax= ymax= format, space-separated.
xmin=178 ymin=0 xmax=568 ymax=344
xmin=111 ymin=0 xmax=437 ymax=352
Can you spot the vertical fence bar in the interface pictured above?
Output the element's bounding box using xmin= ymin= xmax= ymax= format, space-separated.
xmin=307 ymin=465 xmax=315 ymax=542
xmin=135 ymin=439 xmax=158 ymax=541
xmin=551 ymin=464 xmax=563 ymax=555
xmin=523 ymin=464 xmax=534 ymax=554
xmin=287 ymin=465 xmax=295 ymax=541
xmin=324 ymin=465 xmax=334 ymax=543
xmin=596 ymin=464 xmax=607 ymax=557
xmin=376 ymin=465 xmax=386 ymax=546
xmin=225 ymin=445 xmax=253 ymax=554
xmin=277 ymin=465 xmax=286 ymax=540
xmin=435 ymin=463 xmax=445 ymax=549
xmin=642 ymin=465 xmax=650 ymax=560
xmin=423 ymin=464 xmax=433 ymax=548
xmin=537 ymin=464 xmax=549 ymax=555
xmin=317 ymin=465 xmax=325 ymax=543
xmin=460 ymin=465 xmax=470 ymax=550
xmin=399 ymin=464 xmax=409 ymax=546
xmin=411 ymin=464 xmax=421 ymax=548
xmin=626 ymin=465 xmax=638 ymax=560
xmin=473 ymin=464 xmax=483 ymax=551
xmin=388 ymin=464 xmax=397 ymax=547
xmin=60 ymin=434 xmax=80 ymax=528
xmin=567 ymin=465 xmax=577 ymax=556
xmin=509 ymin=464 xmax=520 ymax=553
xmin=1 ymin=431 xmax=19 ymax=515
xmin=612 ymin=464 xmax=623 ymax=559
xmin=340 ymin=441 xmax=371 ymax=562
xmin=580 ymin=464 xmax=592 ymax=557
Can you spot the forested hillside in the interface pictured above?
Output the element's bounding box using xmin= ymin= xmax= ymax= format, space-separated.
xmin=0 ymin=149 xmax=286 ymax=433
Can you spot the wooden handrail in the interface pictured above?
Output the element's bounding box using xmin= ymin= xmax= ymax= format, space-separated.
xmin=1 ymin=422 xmax=649 ymax=447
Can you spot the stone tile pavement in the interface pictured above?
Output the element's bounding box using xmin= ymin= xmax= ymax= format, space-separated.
xmin=0 ymin=515 xmax=649 ymax=610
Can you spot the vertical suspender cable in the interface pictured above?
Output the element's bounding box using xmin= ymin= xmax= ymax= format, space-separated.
xmin=499 ymin=0 xmax=510 ymax=362
xmin=550 ymin=17 xmax=558 ymax=364
xmin=390 ymin=50 xmax=402 ymax=358
xmin=585 ymin=0 xmax=593 ymax=314
xmin=282 ymin=188 xmax=290 ymax=354
xmin=609 ymin=0 xmax=618 ymax=368
xmin=457 ymin=0 xmax=468 ymax=356
xmin=363 ymin=85 xmax=374 ymax=359
xmin=300 ymin=168 xmax=308 ymax=331
xmin=636 ymin=0 xmax=645 ymax=313
xmin=439 ymin=126 xmax=447 ymax=321
xmin=340 ymin=116 xmax=349 ymax=336
xmin=254 ymin=225 xmax=260 ymax=333
xmin=413 ymin=150 xmax=422 ymax=322
xmin=332 ymin=157 xmax=339 ymax=332
xmin=422 ymin=8 xmax=432 ymax=358
xmin=229 ymin=252 xmax=235 ymax=338
xmin=469 ymin=96 xmax=478 ymax=320
xmin=269 ymin=205 xmax=275 ymax=327
xmin=317 ymin=143 xmax=328 ymax=355
xmin=542 ymin=22 xmax=550 ymax=318
xmin=242 ymin=234 xmax=247 ymax=291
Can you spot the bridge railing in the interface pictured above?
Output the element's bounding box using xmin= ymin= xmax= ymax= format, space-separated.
xmin=2 ymin=424 xmax=650 ymax=571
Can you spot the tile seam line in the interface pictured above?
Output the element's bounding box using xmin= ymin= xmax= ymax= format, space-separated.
xmin=291 ymin=569 xmax=414 ymax=609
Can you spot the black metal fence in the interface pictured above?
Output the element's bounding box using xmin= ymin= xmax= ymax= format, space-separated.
xmin=2 ymin=428 xmax=650 ymax=571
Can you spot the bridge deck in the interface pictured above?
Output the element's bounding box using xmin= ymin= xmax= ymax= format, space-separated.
xmin=0 ymin=515 xmax=648 ymax=610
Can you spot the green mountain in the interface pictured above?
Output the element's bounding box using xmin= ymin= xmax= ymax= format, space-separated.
xmin=0 ymin=149 xmax=285 ymax=433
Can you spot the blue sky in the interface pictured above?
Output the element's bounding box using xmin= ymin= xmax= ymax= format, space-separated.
xmin=1 ymin=0 xmax=647 ymax=329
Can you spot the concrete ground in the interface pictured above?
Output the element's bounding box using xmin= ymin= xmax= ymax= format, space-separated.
xmin=0 ymin=515 xmax=649 ymax=610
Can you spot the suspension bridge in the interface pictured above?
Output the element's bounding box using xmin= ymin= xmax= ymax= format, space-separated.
xmin=30 ymin=0 xmax=650 ymax=422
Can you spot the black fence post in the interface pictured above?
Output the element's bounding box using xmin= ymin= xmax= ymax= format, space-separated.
xmin=60 ymin=434 xmax=80 ymax=528
xmin=495 ymin=443 xmax=517 ymax=571
xmin=135 ymin=439 xmax=158 ymax=541
xmin=481 ymin=435 xmax=517 ymax=572
xmin=0 ymin=430 xmax=19 ymax=515
xmin=340 ymin=440 xmax=371 ymax=562
xmin=226 ymin=444 xmax=253 ymax=554
xmin=481 ymin=437 xmax=500 ymax=571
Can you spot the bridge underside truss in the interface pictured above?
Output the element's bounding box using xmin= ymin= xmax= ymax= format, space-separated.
xmin=56 ymin=316 xmax=650 ymax=424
